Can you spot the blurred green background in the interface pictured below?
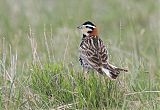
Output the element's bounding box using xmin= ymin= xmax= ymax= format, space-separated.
xmin=0 ymin=0 xmax=159 ymax=65
xmin=0 ymin=0 xmax=160 ymax=109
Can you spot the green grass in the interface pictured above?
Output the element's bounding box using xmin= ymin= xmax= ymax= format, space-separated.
xmin=0 ymin=0 xmax=160 ymax=109
xmin=30 ymin=64 xmax=125 ymax=109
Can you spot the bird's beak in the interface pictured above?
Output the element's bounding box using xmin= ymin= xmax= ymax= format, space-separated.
xmin=77 ymin=25 xmax=82 ymax=29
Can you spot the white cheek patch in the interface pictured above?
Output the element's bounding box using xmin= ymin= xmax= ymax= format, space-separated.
xmin=87 ymin=28 xmax=92 ymax=31
xmin=81 ymin=28 xmax=89 ymax=36
xmin=82 ymin=28 xmax=88 ymax=33
xmin=83 ymin=27 xmax=92 ymax=33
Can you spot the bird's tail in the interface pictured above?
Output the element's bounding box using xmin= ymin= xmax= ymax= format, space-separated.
xmin=101 ymin=63 xmax=128 ymax=80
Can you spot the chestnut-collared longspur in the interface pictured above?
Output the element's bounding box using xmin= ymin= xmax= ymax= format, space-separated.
xmin=77 ymin=21 xmax=128 ymax=80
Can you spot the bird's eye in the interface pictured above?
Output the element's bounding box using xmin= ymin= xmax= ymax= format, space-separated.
xmin=86 ymin=26 xmax=89 ymax=28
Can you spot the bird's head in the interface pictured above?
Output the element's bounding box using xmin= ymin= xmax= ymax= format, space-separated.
xmin=77 ymin=21 xmax=98 ymax=37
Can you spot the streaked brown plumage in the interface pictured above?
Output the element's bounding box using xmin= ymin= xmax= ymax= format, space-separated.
xmin=78 ymin=21 xmax=128 ymax=80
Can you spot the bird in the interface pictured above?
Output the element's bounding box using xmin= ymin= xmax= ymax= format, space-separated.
xmin=77 ymin=21 xmax=128 ymax=80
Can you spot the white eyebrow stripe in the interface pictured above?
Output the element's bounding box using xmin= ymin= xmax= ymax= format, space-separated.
xmin=84 ymin=24 xmax=96 ymax=28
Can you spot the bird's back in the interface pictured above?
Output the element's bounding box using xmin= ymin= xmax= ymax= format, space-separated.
xmin=79 ymin=36 xmax=108 ymax=73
